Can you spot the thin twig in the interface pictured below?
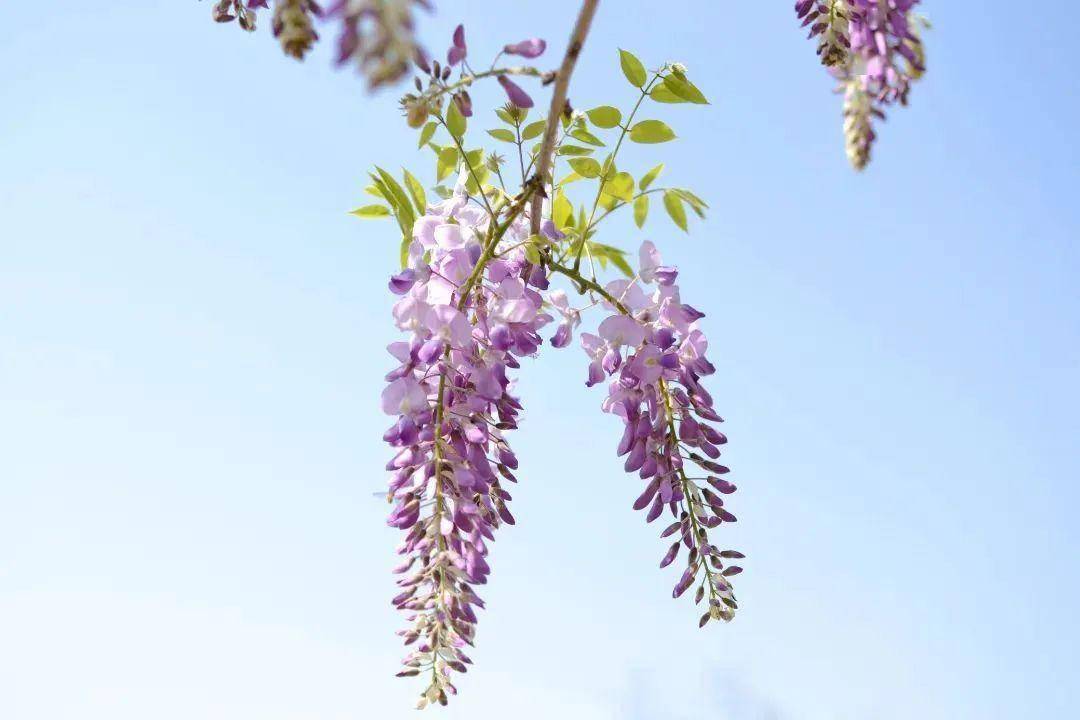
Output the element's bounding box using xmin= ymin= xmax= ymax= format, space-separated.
xmin=530 ymin=0 xmax=602 ymax=235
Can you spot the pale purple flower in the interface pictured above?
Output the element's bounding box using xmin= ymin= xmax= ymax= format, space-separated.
xmin=503 ymin=38 xmax=547 ymax=58
xmin=383 ymin=186 xmax=554 ymax=705
xmin=497 ymin=75 xmax=534 ymax=108
xmin=447 ymin=24 xmax=467 ymax=66
xmin=582 ymin=241 xmax=740 ymax=623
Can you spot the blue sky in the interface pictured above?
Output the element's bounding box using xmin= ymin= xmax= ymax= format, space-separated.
xmin=2 ymin=2 xmax=1077 ymax=718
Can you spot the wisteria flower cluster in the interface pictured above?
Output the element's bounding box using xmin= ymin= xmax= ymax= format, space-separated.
xmin=197 ymin=0 xmax=934 ymax=708
xmin=381 ymin=175 xmax=556 ymax=707
xmin=580 ymin=241 xmax=742 ymax=621
xmin=212 ymin=0 xmax=432 ymax=89
xmin=795 ymin=0 xmax=929 ymax=169
xmin=358 ymin=28 xmax=741 ymax=705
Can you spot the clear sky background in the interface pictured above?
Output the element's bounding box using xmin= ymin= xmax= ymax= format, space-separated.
xmin=2 ymin=2 xmax=1078 ymax=718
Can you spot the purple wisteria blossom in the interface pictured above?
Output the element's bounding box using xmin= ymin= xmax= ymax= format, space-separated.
xmin=796 ymin=0 xmax=927 ymax=169
xmin=497 ymin=74 xmax=534 ymax=108
xmin=382 ymin=172 xmax=556 ymax=707
xmin=503 ymin=38 xmax=547 ymax=59
xmin=581 ymin=241 xmax=741 ymax=625
xmin=446 ymin=23 xmax=467 ymax=66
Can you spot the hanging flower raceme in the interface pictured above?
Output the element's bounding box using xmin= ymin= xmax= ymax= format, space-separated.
xmin=381 ymin=176 xmax=554 ymax=708
xmin=212 ymin=0 xmax=433 ymax=89
xmin=795 ymin=0 xmax=928 ymax=169
xmin=795 ymin=0 xmax=852 ymax=68
xmin=580 ymin=242 xmax=742 ymax=627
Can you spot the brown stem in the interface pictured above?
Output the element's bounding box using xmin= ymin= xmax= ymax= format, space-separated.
xmin=529 ymin=0 xmax=602 ymax=235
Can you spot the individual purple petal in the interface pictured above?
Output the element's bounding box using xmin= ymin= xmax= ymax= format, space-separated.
xmin=659 ymin=541 xmax=680 ymax=568
xmin=497 ymin=75 xmax=534 ymax=108
xmin=389 ymin=268 xmax=417 ymax=294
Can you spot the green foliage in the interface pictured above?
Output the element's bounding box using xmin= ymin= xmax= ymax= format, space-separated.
xmin=639 ymin=163 xmax=664 ymax=191
xmin=417 ymin=121 xmax=437 ymax=148
xmin=349 ymin=204 xmax=391 ymax=218
xmin=553 ymin=190 xmax=573 ymax=229
xmin=619 ymin=49 xmax=647 ymax=88
xmin=570 ymin=128 xmax=605 ymax=146
xmin=629 ymin=120 xmax=676 ymax=144
xmin=590 ymin=242 xmax=634 ymax=277
xmin=568 ymin=157 xmax=602 ymax=178
xmin=587 ymin=105 xmax=622 ymax=129
xmin=446 ymin=101 xmax=467 ymax=139
xmin=602 ymin=171 xmax=635 ymax=203
xmin=649 ymin=85 xmax=684 ymax=103
xmin=487 ymin=128 xmax=516 ymax=143
xmin=402 ymin=169 xmax=427 ymax=215
xmin=363 ymin=167 xmax=420 ymax=267
xmin=663 ymin=73 xmax=709 ymax=104
xmin=663 ymin=190 xmax=688 ymax=232
xmin=633 ymin=194 xmax=649 ymax=228
xmin=436 ymin=145 xmax=458 ymax=182
xmin=557 ymin=144 xmax=595 ymax=156
xmin=521 ymin=119 xmax=546 ymax=140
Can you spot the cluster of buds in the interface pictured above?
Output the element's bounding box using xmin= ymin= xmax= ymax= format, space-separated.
xmin=795 ymin=0 xmax=927 ymax=169
xmin=796 ymin=0 xmax=852 ymax=67
xmin=212 ymin=0 xmax=263 ymax=31
xmin=211 ymin=0 xmax=431 ymax=90
xmin=328 ymin=0 xmax=432 ymax=90
xmin=406 ymin=25 xmax=546 ymax=122
xmin=271 ymin=0 xmax=320 ymax=59
xmin=842 ymin=78 xmax=880 ymax=170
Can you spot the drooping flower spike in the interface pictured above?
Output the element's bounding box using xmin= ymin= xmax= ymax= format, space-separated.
xmin=795 ymin=0 xmax=928 ymax=169
xmin=578 ymin=241 xmax=741 ymax=624
xmin=194 ymin=0 xmax=941 ymax=707
xmin=382 ymin=173 xmax=559 ymax=708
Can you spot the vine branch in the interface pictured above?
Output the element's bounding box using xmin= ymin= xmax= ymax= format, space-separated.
xmin=530 ymin=0 xmax=602 ymax=235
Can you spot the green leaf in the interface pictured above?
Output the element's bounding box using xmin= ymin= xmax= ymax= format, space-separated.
xmin=568 ymin=157 xmax=602 ymax=178
xmin=600 ymin=154 xmax=618 ymax=180
xmin=487 ymin=128 xmax=516 ymax=143
xmin=557 ymin=145 xmax=594 ymax=156
xmin=663 ymin=190 xmax=688 ymax=232
xmin=374 ymin=166 xmax=416 ymax=234
xmin=399 ymin=235 xmax=410 ymax=269
xmin=570 ymin=128 xmax=605 ymax=147
xmin=619 ymin=49 xmax=647 ymax=88
xmin=639 ymin=163 xmax=664 ymax=191
xmin=649 ymin=84 xmax=688 ymax=104
xmin=365 ymin=184 xmax=386 ymax=200
xmin=495 ymin=107 xmax=516 ymax=125
xmin=586 ymin=105 xmax=622 ymax=129
xmin=633 ymin=194 xmax=649 ymax=228
xmin=629 ymin=120 xmax=676 ymax=144
xmin=521 ymin=119 xmax=546 ymax=140
xmin=436 ymin=146 xmax=458 ymax=182
xmin=673 ymin=188 xmax=708 ymax=217
xmin=465 ymin=148 xmax=486 ymax=169
xmin=592 ymin=242 xmax=634 ymax=277
xmin=402 ymin=169 xmax=427 ymax=215
xmin=446 ymin=101 xmax=467 ymax=139
xmin=558 ymin=172 xmax=584 ymax=185
xmin=524 ymin=238 xmax=542 ymax=265
xmin=465 ymin=166 xmax=490 ymax=195
xmin=663 ymin=74 xmax=708 ymax=104
xmin=553 ymin=191 xmax=573 ymax=229
xmin=349 ymin=204 xmax=391 ymax=218
xmin=418 ymin=121 xmax=437 ymax=148
xmin=603 ymin=171 xmax=635 ymax=203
